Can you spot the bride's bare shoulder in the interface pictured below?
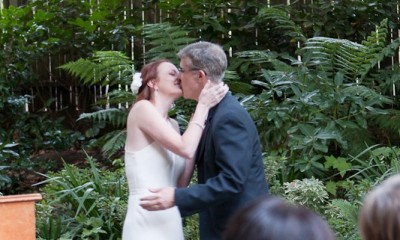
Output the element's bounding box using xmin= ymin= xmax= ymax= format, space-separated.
xmin=130 ymin=100 xmax=154 ymax=112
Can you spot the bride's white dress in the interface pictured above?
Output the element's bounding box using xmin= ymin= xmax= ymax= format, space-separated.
xmin=122 ymin=141 xmax=186 ymax=240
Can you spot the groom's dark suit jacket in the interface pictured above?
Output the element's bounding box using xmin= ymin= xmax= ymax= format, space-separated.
xmin=175 ymin=92 xmax=269 ymax=240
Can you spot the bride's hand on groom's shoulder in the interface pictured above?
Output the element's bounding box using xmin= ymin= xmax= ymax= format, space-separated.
xmin=140 ymin=187 xmax=176 ymax=211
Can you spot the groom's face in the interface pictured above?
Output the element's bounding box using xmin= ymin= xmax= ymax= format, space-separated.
xmin=179 ymin=57 xmax=203 ymax=101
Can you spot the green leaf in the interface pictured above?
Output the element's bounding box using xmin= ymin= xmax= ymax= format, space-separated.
xmin=324 ymin=155 xmax=352 ymax=177
xmin=325 ymin=180 xmax=337 ymax=195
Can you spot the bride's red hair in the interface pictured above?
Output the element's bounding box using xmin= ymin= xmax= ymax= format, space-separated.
xmin=134 ymin=59 xmax=171 ymax=103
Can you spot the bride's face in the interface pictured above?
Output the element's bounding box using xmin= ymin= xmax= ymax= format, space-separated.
xmin=155 ymin=62 xmax=182 ymax=99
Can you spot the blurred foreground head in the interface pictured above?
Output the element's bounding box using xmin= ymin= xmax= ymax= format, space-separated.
xmin=223 ymin=196 xmax=336 ymax=240
xmin=359 ymin=174 xmax=400 ymax=240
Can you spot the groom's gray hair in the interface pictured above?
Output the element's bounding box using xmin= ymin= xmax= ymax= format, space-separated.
xmin=177 ymin=41 xmax=227 ymax=83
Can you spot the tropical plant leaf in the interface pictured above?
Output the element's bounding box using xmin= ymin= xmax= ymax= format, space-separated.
xmin=78 ymin=108 xmax=127 ymax=128
xmin=251 ymin=6 xmax=306 ymax=43
xmin=300 ymin=18 xmax=400 ymax=86
xmin=142 ymin=22 xmax=196 ymax=63
xmin=98 ymin=130 xmax=127 ymax=158
xmin=60 ymin=51 xmax=134 ymax=86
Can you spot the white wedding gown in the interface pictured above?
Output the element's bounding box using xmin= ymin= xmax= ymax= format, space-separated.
xmin=122 ymin=141 xmax=185 ymax=240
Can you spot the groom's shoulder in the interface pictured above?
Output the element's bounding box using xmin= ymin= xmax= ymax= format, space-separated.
xmin=221 ymin=93 xmax=247 ymax=111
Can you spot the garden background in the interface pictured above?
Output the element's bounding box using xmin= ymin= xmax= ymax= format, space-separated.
xmin=1 ymin=0 xmax=400 ymax=239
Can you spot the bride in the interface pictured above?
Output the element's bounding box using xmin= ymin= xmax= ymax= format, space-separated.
xmin=122 ymin=59 xmax=228 ymax=239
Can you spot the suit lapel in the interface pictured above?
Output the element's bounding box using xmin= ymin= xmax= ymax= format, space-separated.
xmin=195 ymin=103 xmax=217 ymax=164
xmin=195 ymin=92 xmax=230 ymax=163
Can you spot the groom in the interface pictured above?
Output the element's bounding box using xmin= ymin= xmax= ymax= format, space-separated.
xmin=140 ymin=41 xmax=269 ymax=239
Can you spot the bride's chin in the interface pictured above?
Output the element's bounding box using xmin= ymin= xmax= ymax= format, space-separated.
xmin=172 ymin=91 xmax=183 ymax=99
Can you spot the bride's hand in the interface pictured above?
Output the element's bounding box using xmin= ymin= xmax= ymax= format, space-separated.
xmin=198 ymin=80 xmax=229 ymax=108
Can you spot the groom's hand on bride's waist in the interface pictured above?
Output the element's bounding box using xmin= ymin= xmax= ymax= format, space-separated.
xmin=140 ymin=187 xmax=175 ymax=211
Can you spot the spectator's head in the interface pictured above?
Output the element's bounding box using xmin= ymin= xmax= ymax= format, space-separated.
xmin=359 ymin=174 xmax=400 ymax=240
xmin=223 ymin=196 xmax=335 ymax=240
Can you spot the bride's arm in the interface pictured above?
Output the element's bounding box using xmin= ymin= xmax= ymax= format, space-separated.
xmin=177 ymin=157 xmax=195 ymax=187
xmin=169 ymin=119 xmax=195 ymax=187
xmin=134 ymin=81 xmax=227 ymax=160
xmin=133 ymin=100 xmax=206 ymax=160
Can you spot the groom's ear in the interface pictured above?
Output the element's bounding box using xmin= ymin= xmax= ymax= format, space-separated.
xmin=198 ymin=70 xmax=207 ymax=85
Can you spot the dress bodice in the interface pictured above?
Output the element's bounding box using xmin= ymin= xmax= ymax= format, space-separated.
xmin=123 ymin=142 xmax=186 ymax=239
xmin=124 ymin=141 xmax=186 ymax=195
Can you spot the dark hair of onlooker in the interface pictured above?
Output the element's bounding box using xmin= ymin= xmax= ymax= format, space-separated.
xmin=359 ymin=174 xmax=400 ymax=240
xmin=223 ymin=196 xmax=336 ymax=240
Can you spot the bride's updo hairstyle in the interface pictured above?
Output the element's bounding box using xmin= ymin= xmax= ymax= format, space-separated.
xmin=134 ymin=59 xmax=171 ymax=103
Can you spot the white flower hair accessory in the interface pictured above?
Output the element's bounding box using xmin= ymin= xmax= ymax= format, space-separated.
xmin=131 ymin=72 xmax=143 ymax=94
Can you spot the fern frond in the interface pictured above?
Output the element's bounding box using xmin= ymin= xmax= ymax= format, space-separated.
xmin=235 ymin=50 xmax=295 ymax=72
xmin=370 ymin=109 xmax=400 ymax=133
xmin=342 ymin=85 xmax=393 ymax=106
xmin=357 ymin=19 xmax=400 ymax=82
xmin=359 ymin=36 xmax=400 ymax=80
xmin=99 ymin=130 xmax=127 ymax=158
xmin=302 ymin=37 xmax=366 ymax=81
xmin=301 ymin=19 xmax=400 ymax=84
xmin=367 ymin=66 xmax=400 ymax=95
xmin=77 ymin=108 xmax=128 ymax=128
xmin=93 ymin=88 xmax=134 ymax=106
xmin=330 ymin=199 xmax=359 ymax=225
xmin=60 ymin=59 xmax=100 ymax=85
xmin=142 ymin=23 xmax=196 ymax=63
xmin=60 ymin=51 xmax=134 ymax=86
xmin=254 ymin=7 xmax=306 ymax=43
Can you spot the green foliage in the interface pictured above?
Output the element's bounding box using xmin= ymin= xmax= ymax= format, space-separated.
xmin=250 ymin=6 xmax=306 ymax=44
xmin=250 ymin=1 xmax=398 ymax=48
xmin=349 ymin=145 xmax=400 ymax=182
xmin=78 ymin=109 xmax=128 ymax=129
xmin=0 ymin=142 xmax=18 ymax=193
xmin=60 ymin=22 xmax=196 ymax=157
xmin=1 ymin=1 xmax=400 ymax=238
xmin=242 ymin=18 xmax=397 ymax=182
xmin=324 ymin=156 xmax=352 ymax=178
xmin=2 ymin=98 xmax=83 ymax=152
xmin=325 ymin=199 xmax=361 ymax=240
xmin=183 ymin=214 xmax=200 ymax=240
xmin=142 ymin=22 xmax=196 ymax=63
xmin=0 ymin=165 xmax=12 ymax=195
xmin=263 ymin=151 xmax=288 ymax=195
xmin=370 ymin=109 xmax=400 ymax=142
xmin=92 ymin=130 xmax=127 ymax=160
xmin=283 ymin=177 xmax=329 ymax=213
xmin=60 ymin=51 xmax=134 ymax=87
xmin=60 ymin=51 xmax=135 ymax=157
xmin=301 ymin=19 xmax=400 ymax=84
xmin=0 ymin=95 xmax=84 ymax=194
xmin=35 ymin=153 xmax=127 ymax=239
